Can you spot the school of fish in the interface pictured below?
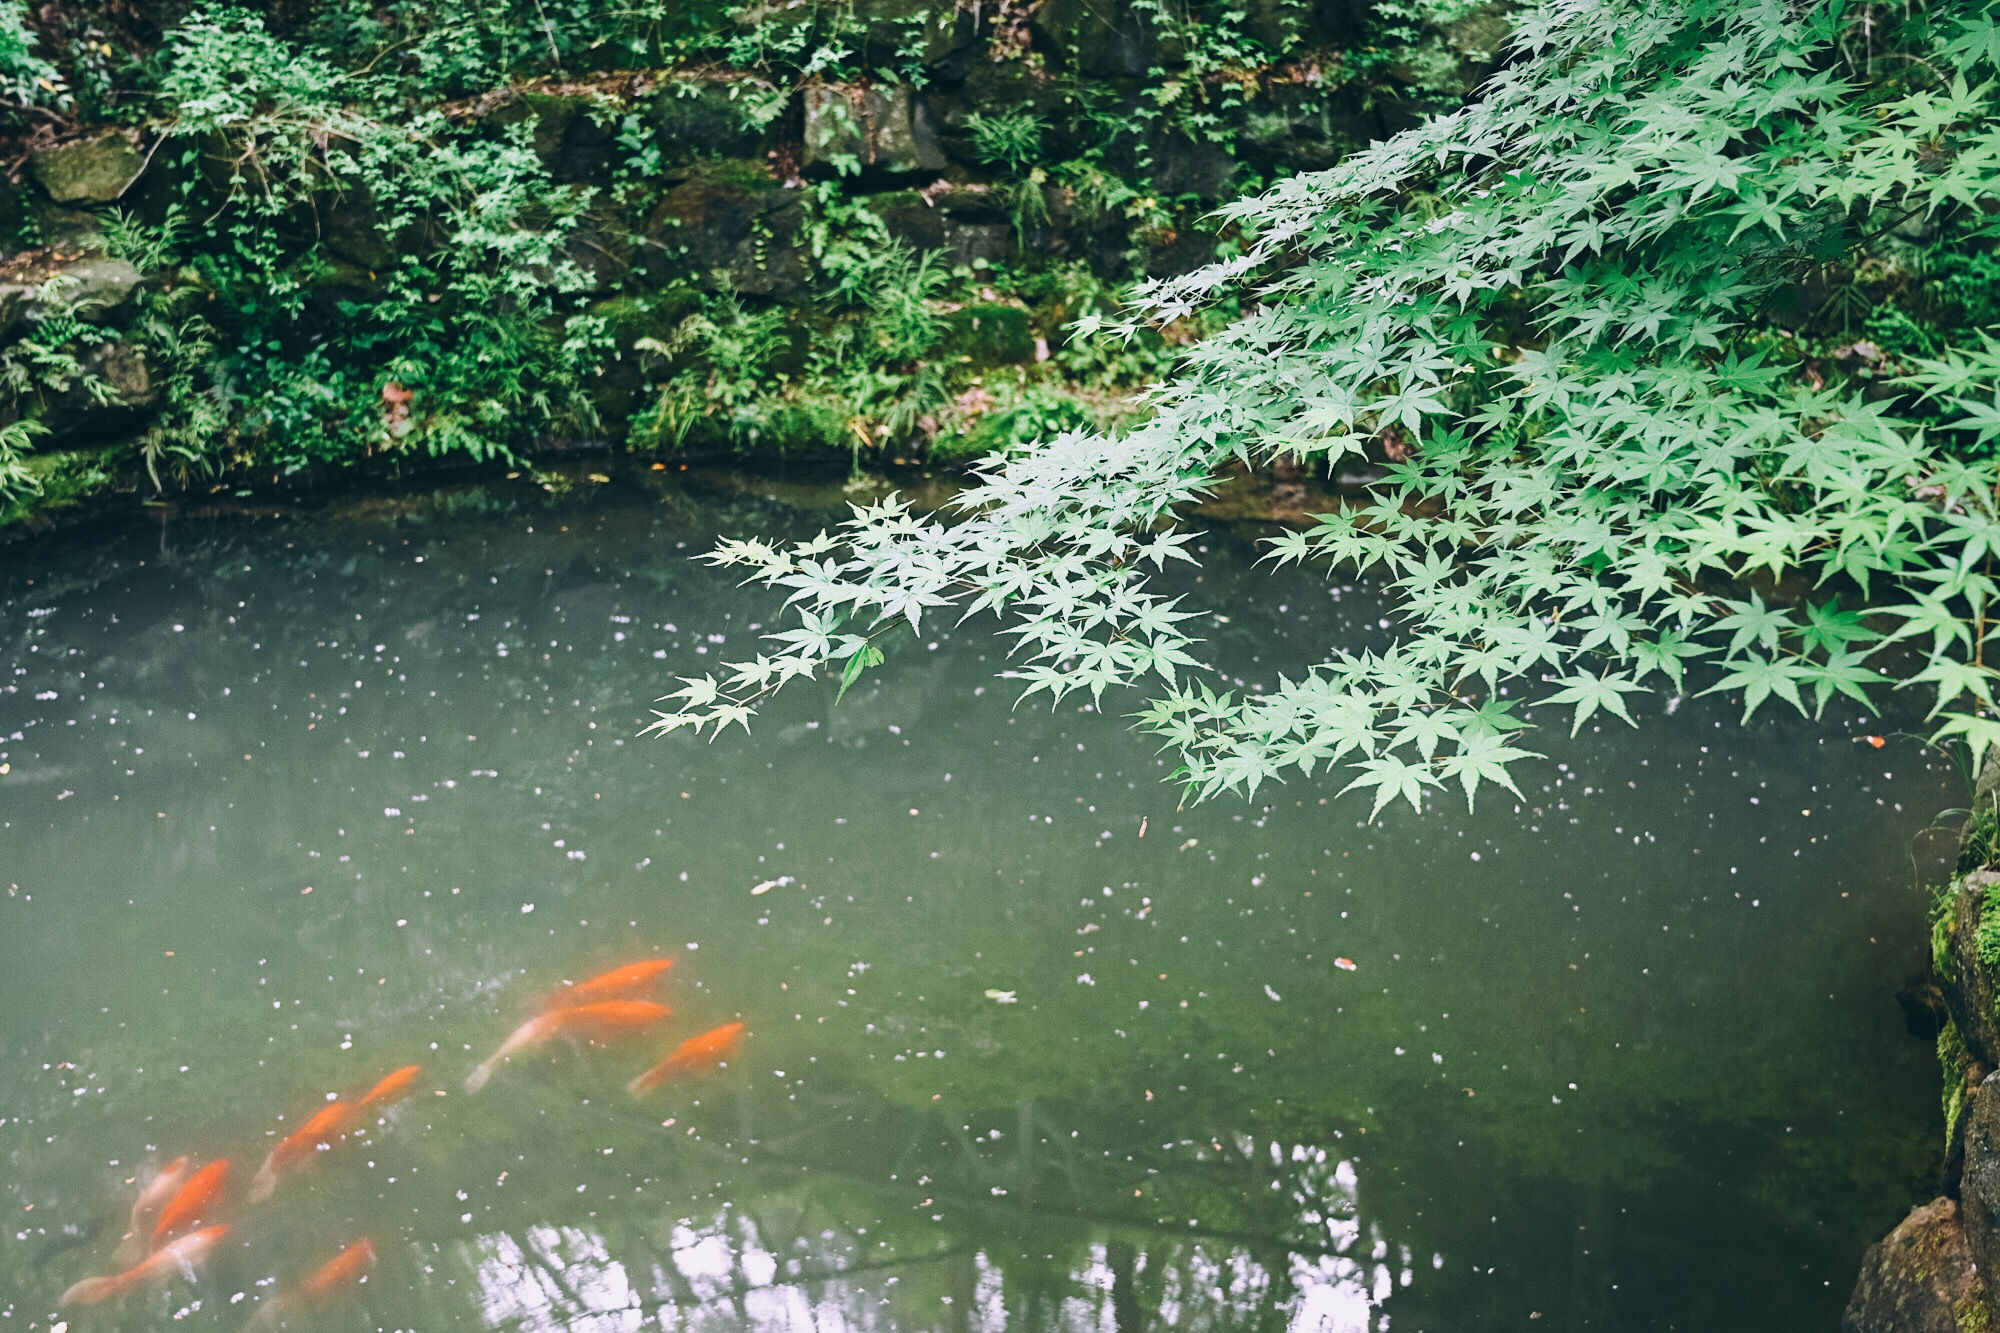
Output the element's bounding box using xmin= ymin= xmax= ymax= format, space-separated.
xmin=54 ymin=954 xmax=746 ymax=1322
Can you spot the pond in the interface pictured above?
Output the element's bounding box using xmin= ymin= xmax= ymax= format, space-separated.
xmin=0 ymin=465 xmax=1958 ymax=1330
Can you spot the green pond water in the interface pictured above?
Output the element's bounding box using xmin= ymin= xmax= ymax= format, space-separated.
xmin=0 ymin=466 xmax=1960 ymax=1331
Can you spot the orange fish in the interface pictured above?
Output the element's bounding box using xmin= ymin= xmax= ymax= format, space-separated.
xmin=629 ymin=1022 xmax=746 ymax=1097
xmin=1334 ymin=957 xmax=1358 ymax=972
xmin=249 ymin=1100 xmax=364 ymax=1202
xmin=539 ymin=959 xmax=675 ymax=1011
xmin=244 ymin=1237 xmax=375 ymax=1330
xmin=62 ymin=1224 xmax=228 ymax=1306
xmin=111 ymin=1155 xmax=191 ymax=1266
xmin=1863 ymin=735 xmax=1886 ymax=749
xmin=358 ymin=1064 xmax=423 ymax=1110
xmin=465 ymin=999 xmax=671 ymax=1092
xmin=152 ymin=1160 xmax=229 ymax=1247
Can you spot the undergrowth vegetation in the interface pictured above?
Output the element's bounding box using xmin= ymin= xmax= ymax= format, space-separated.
xmin=653 ymin=0 xmax=2000 ymax=812
xmin=0 ymin=0 xmax=1483 ymax=491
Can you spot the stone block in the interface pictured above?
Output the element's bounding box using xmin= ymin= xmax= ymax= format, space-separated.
xmin=647 ymin=163 xmax=808 ymax=296
xmin=941 ymin=302 xmax=1034 ymax=364
xmin=29 ymin=132 xmax=146 ymax=205
xmin=803 ymin=84 xmax=946 ymax=178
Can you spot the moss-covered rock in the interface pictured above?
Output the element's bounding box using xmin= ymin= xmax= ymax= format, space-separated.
xmin=641 ymin=78 xmax=776 ymax=167
xmin=646 ymin=162 xmax=808 ymax=296
xmin=802 ymin=84 xmax=946 ymax=178
xmin=1843 ymin=1198 xmax=1992 ymax=1333
xmin=29 ymin=131 xmax=146 ymax=205
xmin=484 ymin=91 xmax=621 ymax=184
xmin=941 ymin=303 xmax=1034 ymax=364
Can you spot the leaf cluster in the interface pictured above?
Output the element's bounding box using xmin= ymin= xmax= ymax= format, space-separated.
xmin=655 ymin=0 xmax=2000 ymax=815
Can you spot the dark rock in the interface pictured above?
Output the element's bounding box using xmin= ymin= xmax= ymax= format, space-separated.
xmin=584 ymin=290 xmax=702 ymax=423
xmin=646 ymin=163 xmax=808 ymax=296
xmin=943 ymin=61 xmax=1077 ymax=162
xmin=803 ymin=84 xmax=947 ymax=178
xmin=871 ymin=189 xmax=950 ymax=252
xmin=1242 ymin=0 xmax=1366 ymax=52
xmin=319 ymin=191 xmax=404 ymax=274
xmin=485 ymin=92 xmax=620 ymax=185
xmin=1031 ymin=0 xmax=1159 ymax=78
xmin=1900 ymin=976 xmax=1951 ymax=1039
xmin=944 ymin=222 xmax=1013 ymax=268
xmin=1147 ymin=134 xmax=1236 ymax=202
xmin=1962 ymin=1078 xmax=2000 ymax=1280
xmin=940 ymin=303 xmax=1034 ymax=364
xmin=29 ymin=131 xmax=147 ymax=205
xmin=641 ymin=80 xmax=777 ymax=167
xmin=843 ymin=0 xmax=982 ymax=73
xmin=1844 ymin=1198 xmax=1990 ymax=1333
xmin=0 ymin=252 xmax=144 ymax=340
xmin=20 ymin=338 xmax=160 ymax=447
xmin=1239 ymin=82 xmax=1379 ymax=175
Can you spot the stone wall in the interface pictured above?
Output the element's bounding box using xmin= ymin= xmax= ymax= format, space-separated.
xmin=0 ymin=0 xmax=1510 ymax=468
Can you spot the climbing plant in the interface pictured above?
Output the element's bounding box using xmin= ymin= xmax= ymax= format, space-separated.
xmin=650 ymin=0 xmax=2000 ymax=814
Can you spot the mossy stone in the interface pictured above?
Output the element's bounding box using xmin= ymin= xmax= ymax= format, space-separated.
xmin=941 ymin=303 xmax=1035 ymax=364
xmin=802 ymin=84 xmax=946 ymax=178
xmin=29 ymin=132 xmax=145 ymax=205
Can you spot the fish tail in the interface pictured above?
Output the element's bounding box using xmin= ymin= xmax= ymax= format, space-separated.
xmin=627 ymin=1065 xmax=667 ymax=1098
xmin=109 ymin=1231 xmax=146 ymax=1268
xmin=246 ymin=1161 xmax=279 ymax=1204
xmin=59 ymin=1273 xmax=124 ymax=1306
xmin=464 ymin=1060 xmax=495 ymax=1094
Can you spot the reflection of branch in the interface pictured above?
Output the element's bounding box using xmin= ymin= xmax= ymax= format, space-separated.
xmin=487 ymin=1245 xmax=980 ymax=1330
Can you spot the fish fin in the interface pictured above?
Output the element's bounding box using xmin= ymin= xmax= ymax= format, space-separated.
xmin=60 ymin=1274 xmax=123 ymax=1306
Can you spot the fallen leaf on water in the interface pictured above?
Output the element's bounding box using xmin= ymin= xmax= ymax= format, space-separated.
xmin=750 ymin=876 xmax=797 ymax=895
xmin=984 ymin=989 xmax=1018 ymax=1004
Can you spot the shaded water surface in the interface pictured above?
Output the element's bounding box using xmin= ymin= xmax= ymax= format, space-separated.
xmin=0 ymin=469 xmax=1958 ymax=1330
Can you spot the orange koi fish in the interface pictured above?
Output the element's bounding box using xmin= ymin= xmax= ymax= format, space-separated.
xmin=244 ymin=1237 xmax=375 ymax=1331
xmin=358 ymin=1064 xmax=423 ymax=1110
xmin=629 ymin=1022 xmax=746 ymax=1097
xmin=465 ymin=999 xmax=671 ymax=1092
xmin=248 ymin=1099 xmax=364 ymax=1202
xmin=151 ymin=1160 xmax=229 ymax=1247
xmin=110 ymin=1155 xmax=191 ymax=1266
xmin=539 ymin=958 xmax=675 ymax=1011
xmin=62 ymin=1224 xmax=228 ymax=1306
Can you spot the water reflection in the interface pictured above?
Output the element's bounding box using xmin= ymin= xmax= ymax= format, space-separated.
xmin=0 ymin=468 xmax=1957 ymax=1329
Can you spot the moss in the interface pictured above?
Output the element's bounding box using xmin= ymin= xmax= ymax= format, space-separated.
xmin=940 ymin=304 xmax=1037 ymax=366
xmin=1963 ymin=804 xmax=2000 ymax=874
xmin=1943 ymin=1020 xmax=1975 ymax=1151
xmin=0 ymin=448 xmax=119 ymax=531
xmin=1959 ymin=1293 xmax=1994 ymax=1333
xmin=1977 ymin=880 xmax=2000 ymax=971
